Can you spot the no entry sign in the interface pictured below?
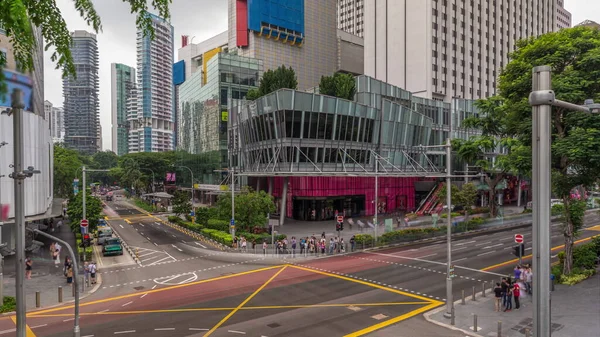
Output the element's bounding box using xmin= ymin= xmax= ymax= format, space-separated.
xmin=514 ymin=234 xmax=524 ymax=244
xmin=337 ymin=215 xmax=344 ymax=223
xmin=80 ymin=219 xmax=89 ymax=228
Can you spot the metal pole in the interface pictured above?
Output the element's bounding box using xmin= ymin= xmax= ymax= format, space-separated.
xmin=519 ymin=244 xmax=523 ymax=266
xmin=231 ymin=167 xmax=235 ymax=240
xmin=374 ymin=158 xmax=378 ymax=230
xmin=11 ymin=88 xmax=26 ymax=337
xmin=531 ymin=65 xmax=552 ymax=337
xmin=82 ymin=166 xmax=86 ymax=223
xmin=444 ymin=138 xmax=453 ymax=318
xmin=33 ymin=229 xmax=80 ymax=337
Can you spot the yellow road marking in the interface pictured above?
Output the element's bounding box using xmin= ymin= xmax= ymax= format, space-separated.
xmin=28 ymin=265 xmax=283 ymax=316
xmin=344 ymin=301 xmax=442 ymax=337
xmin=124 ymin=219 xmax=131 ymax=224
xmin=290 ymin=265 xmax=441 ymax=304
xmin=481 ymin=234 xmax=600 ymax=271
xmin=204 ymin=266 xmax=287 ymax=337
xmin=92 ymin=242 xmax=104 ymax=267
xmin=10 ymin=316 xmax=36 ymax=337
xmin=586 ymin=225 xmax=600 ymax=231
xmin=29 ymin=302 xmax=431 ymax=317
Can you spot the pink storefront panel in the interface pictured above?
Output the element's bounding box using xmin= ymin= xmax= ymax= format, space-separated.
xmin=270 ymin=176 xmax=419 ymax=218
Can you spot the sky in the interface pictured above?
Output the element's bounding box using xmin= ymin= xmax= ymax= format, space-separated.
xmin=43 ymin=0 xmax=600 ymax=151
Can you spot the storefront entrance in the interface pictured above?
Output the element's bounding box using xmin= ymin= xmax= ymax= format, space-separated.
xmin=292 ymin=196 xmax=365 ymax=221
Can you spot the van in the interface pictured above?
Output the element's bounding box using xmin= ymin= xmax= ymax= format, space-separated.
xmin=97 ymin=228 xmax=114 ymax=245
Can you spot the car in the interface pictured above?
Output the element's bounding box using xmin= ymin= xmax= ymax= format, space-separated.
xmin=106 ymin=192 xmax=113 ymax=201
xmin=102 ymin=238 xmax=123 ymax=256
xmin=97 ymin=228 xmax=114 ymax=245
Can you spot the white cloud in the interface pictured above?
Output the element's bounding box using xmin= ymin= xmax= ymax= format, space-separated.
xmin=43 ymin=0 xmax=228 ymax=151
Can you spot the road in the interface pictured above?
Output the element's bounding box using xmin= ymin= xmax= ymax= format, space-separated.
xmin=5 ymin=199 xmax=598 ymax=337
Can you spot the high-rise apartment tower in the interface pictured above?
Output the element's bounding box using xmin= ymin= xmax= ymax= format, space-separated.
xmin=338 ymin=0 xmax=365 ymax=37
xmin=111 ymin=63 xmax=136 ymax=155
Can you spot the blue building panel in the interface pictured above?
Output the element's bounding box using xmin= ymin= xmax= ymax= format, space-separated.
xmin=143 ymin=127 xmax=152 ymax=152
xmin=173 ymin=60 xmax=185 ymax=85
xmin=247 ymin=0 xmax=304 ymax=35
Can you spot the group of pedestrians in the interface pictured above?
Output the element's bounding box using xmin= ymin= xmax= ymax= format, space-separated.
xmin=493 ymin=264 xmax=533 ymax=312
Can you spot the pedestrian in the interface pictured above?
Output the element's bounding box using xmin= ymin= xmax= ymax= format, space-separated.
xmin=340 ymin=238 xmax=345 ymax=253
xmin=241 ymin=237 xmax=247 ymax=253
xmin=493 ymin=282 xmax=503 ymax=312
xmin=291 ymin=237 xmax=297 ymax=255
xmin=25 ymin=257 xmax=32 ymax=279
xmin=350 ymin=235 xmax=355 ymax=252
xmin=525 ymin=266 xmax=533 ymax=295
xmin=84 ymin=262 xmax=90 ymax=285
xmin=514 ymin=265 xmax=521 ymax=281
xmin=64 ymin=256 xmax=71 ymax=277
xmin=513 ymin=282 xmax=521 ymax=310
xmin=66 ymin=266 xmax=73 ymax=284
xmin=262 ymin=241 xmax=267 ymax=256
xmin=89 ymin=262 xmax=97 ymax=284
xmin=54 ymin=242 xmax=61 ymax=267
xmin=504 ymin=279 xmax=513 ymax=312
xmin=501 ymin=277 xmax=509 ymax=309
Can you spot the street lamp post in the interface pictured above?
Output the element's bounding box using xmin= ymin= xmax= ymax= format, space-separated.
xmin=0 ymin=141 xmax=8 ymax=301
xmin=175 ymin=165 xmax=194 ymax=205
xmin=444 ymin=138 xmax=453 ymax=318
xmin=528 ymin=65 xmax=598 ymax=337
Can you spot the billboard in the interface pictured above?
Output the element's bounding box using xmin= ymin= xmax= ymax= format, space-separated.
xmin=0 ymin=70 xmax=33 ymax=112
xmin=166 ymin=172 xmax=176 ymax=183
xmin=173 ymin=60 xmax=185 ymax=86
xmin=247 ymin=0 xmax=305 ymax=35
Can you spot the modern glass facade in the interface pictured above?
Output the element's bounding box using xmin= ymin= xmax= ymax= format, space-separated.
xmin=230 ymin=75 xmax=480 ymax=220
xmin=111 ymin=63 xmax=136 ymax=156
xmin=176 ymin=53 xmax=262 ymax=194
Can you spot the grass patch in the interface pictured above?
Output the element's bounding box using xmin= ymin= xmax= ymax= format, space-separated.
xmin=1 ymin=296 xmax=16 ymax=313
xmin=133 ymin=198 xmax=154 ymax=212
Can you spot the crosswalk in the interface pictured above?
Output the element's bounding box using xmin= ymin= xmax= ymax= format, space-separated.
xmin=130 ymin=246 xmax=177 ymax=266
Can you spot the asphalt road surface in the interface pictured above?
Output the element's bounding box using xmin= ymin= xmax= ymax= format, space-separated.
xmin=7 ymin=201 xmax=598 ymax=337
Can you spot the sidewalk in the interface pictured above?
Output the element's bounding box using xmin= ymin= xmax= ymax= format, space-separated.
xmin=3 ymin=220 xmax=99 ymax=312
xmin=425 ymin=270 xmax=600 ymax=337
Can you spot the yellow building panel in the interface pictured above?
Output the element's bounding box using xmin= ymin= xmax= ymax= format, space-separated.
xmin=203 ymin=47 xmax=222 ymax=85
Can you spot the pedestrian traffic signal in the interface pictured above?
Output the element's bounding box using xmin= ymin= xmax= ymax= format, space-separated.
xmin=513 ymin=244 xmax=525 ymax=257
xmin=340 ymin=222 xmax=344 ymax=231
xmin=336 ymin=222 xmax=343 ymax=231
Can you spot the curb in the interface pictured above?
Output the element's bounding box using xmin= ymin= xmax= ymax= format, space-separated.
xmin=2 ymin=274 xmax=104 ymax=316
xmin=422 ymin=286 xmax=494 ymax=337
xmin=151 ymin=215 xmax=230 ymax=252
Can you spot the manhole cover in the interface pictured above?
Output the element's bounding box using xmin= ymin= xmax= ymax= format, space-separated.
xmin=267 ymin=323 xmax=281 ymax=328
xmin=133 ymin=286 xmax=145 ymax=291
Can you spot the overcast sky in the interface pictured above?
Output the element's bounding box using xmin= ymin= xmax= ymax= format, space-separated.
xmin=43 ymin=0 xmax=600 ymax=151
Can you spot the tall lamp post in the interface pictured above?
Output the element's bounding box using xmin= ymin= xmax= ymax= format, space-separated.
xmin=528 ymin=65 xmax=599 ymax=337
xmin=0 ymin=141 xmax=8 ymax=303
xmin=175 ymin=165 xmax=194 ymax=205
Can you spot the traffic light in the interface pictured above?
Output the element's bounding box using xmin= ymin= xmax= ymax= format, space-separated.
xmin=513 ymin=244 xmax=525 ymax=257
xmin=82 ymin=233 xmax=91 ymax=248
xmin=340 ymin=222 xmax=344 ymax=231
xmin=336 ymin=222 xmax=341 ymax=231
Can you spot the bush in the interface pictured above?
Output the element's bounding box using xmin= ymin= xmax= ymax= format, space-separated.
xmin=133 ymin=198 xmax=154 ymax=212
xmin=353 ymin=234 xmax=374 ymax=245
xmin=167 ymin=215 xmax=184 ymax=225
xmin=551 ymin=204 xmax=565 ymax=216
xmin=238 ymin=232 xmax=272 ymax=244
xmin=75 ymin=233 xmax=82 ymax=240
xmin=591 ymin=236 xmax=600 ymax=257
xmin=206 ymin=219 xmax=229 ymax=232
xmin=0 ymin=296 xmax=16 ymax=313
xmin=440 ymin=212 xmax=461 ymax=219
xmin=85 ymin=246 xmax=93 ymax=261
xmin=573 ymin=243 xmax=598 ymax=270
xmin=551 ymin=264 xmax=563 ymax=283
xmin=560 ymin=269 xmax=595 ymax=285
xmin=201 ymin=229 xmax=233 ymax=246
xmin=468 ymin=207 xmax=490 ymax=215
xmin=522 ymin=208 xmax=533 ymax=214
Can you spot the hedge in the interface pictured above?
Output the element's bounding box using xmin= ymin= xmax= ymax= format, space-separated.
xmin=201 ymin=229 xmax=233 ymax=246
xmin=0 ymin=296 xmax=16 ymax=313
xmin=237 ymin=232 xmax=287 ymax=244
xmin=206 ymin=219 xmax=229 ymax=232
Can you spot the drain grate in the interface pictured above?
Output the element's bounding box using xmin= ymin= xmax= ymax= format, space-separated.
xmin=267 ymin=323 xmax=281 ymax=328
xmin=133 ymin=286 xmax=145 ymax=291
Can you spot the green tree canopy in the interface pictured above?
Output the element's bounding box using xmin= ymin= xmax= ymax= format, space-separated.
xmin=0 ymin=0 xmax=171 ymax=96
xmin=459 ymin=26 xmax=600 ymax=274
xmin=67 ymin=192 xmax=103 ymax=232
xmin=172 ymin=191 xmax=192 ymax=217
xmin=53 ymin=144 xmax=85 ymax=198
xmin=246 ymin=65 xmax=298 ymax=100
xmin=319 ymin=72 xmax=356 ymax=100
xmin=215 ymin=187 xmax=275 ymax=232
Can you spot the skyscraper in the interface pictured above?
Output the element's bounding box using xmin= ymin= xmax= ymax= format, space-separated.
xmin=129 ymin=12 xmax=174 ymax=153
xmin=51 ymin=106 xmax=65 ymax=142
xmin=338 ymin=0 xmax=364 ymax=37
xmin=111 ymin=63 xmax=136 ymax=155
xmin=63 ymin=30 xmax=99 ymax=154
xmin=364 ymin=0 xmax=569 ymax=102
xmin=556 ymin=0 xmax=572 ymax=29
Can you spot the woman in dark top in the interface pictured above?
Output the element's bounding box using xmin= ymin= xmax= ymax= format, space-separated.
xmin=493 ymin=282 xmax=503 ymax=312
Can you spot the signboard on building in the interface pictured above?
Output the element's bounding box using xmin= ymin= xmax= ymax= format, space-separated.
xmin=221 ymin=111 xmax=228 ymax=121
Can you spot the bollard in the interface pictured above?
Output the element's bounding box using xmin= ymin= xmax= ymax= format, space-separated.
xmin=80 ymin=276 xmax=85 ymax=292
xmin=473 ymin=314 xmax=478 ymax=332
xmin=525 ymin=328 xmax=531 ymax=337
xmin=497 ymin=321 xmax=502 ymax=337
xmin=482 ymin=281 xmax=486 ymax=297
xmin=35 ymin=291 xmax=40 ymax=308
xmin=72 ymin=283 xmax=75 ymax=297
xmin=450 ymin=307 xmax=455 ymax=326
xmin=58 ymin=286 xmax=63 ymax=303
xmin=472 ymin=286 xmax=476 ymax=301
xmin=461 ymin=289 xmax=466 ymax=305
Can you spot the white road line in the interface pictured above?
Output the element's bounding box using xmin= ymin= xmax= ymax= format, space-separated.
xmin=153 ymin=242 xmax=158 ymax=246
xmin=146 ymin=237 xmax=152 ymax=241
xmin=477 ymin=251 xmax=495 ymax=257
xmin=122 ymin=301 xmax=133 ymax=307
xmin=161 ymin=275 xmax=182 ymax=283
xmin=139 ymin=224 xmax=144 ymax=227
xmin=63 ymin=318 xmax=74 ymax=322
xmin=504 ymin=246 xmax=513 ymax=250
xmin=177 ymin=274 xmax=197 ymax=284
xmin=155 ymin=328 xmax=175 ymax=331
xmin=138 ymin=251 xmax=158 ymax=258
xmin=82 ymin=335 xmax=94 ymax=337
xmin=99 ymin=309 xmax=109 ymax=313
xmin=163 ymin=250 xmax=177 ymax=260
xmin=172 ymin=234 xmax=177 ymax=238
xmin=416 ymin=253 xmax=437 ymax=259
xmin=114 ymin=331 xmax=136 ymax=334
xmin=29 ymin=324 xmax=47 ymax=329
xmin=453 ymin=257 xmax=467 ymax=263
xmin=455 ymin=240 xmax=476 ymax=246
xmin=195 ymin=242 xmax=207 ymax=248
xmin=189 ymin=328 xmax=209 ymax=331
xmin=140 ymin=293 xmax=148 ymax=299
xmin=0 ymin=328 xmax=16 ymax=335
xmin=525 ymin=247 xmax=532 ymax=251
xmin=452 ymin=246 xmax=468 ymax=251
xmin=152 ymin=285 xmax=157 ymax=290
xmin=482 ymin=243 xmax=503 ymax=249
xmin=119 ymin=224 xmax=124 ymax=229
xmin=475 ymin=241 xmax=492 ymax=247
xmin=228 ymin=331 xmax=247 ymax=335
xmin=171 ymin=244 xmax=183 ymax=252
xmin=141 ymin=255 xmax=161 ymax=263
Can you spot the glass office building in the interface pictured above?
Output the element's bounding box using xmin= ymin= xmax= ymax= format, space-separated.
xmin=230 ymin=75 xmax=480 ymax=221
xmin=177 ymin=52 xmax=262 ymax=202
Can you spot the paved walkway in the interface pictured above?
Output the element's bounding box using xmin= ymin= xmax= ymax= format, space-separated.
xmin=3 ymin=219 xmax=100 ymax=312
xmin=425 ymin=270 xmax=600 ymax=337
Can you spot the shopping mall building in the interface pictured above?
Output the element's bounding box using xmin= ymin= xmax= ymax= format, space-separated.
xmin=229 ymin=75 xmax=482 ymax=224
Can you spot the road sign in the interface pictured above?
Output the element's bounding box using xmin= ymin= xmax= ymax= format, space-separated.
xmin=230 ymin=219 xmax=235 ymax=226
xmin=337 ymin=215 xmax=344 ymax=223
xmin=514 ymin=234 xmax=524 ymax=244
xmin=80 ymin=219 xmax=89 ymax=228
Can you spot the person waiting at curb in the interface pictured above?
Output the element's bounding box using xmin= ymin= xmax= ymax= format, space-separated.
xmin=493 ymin=282 xmax=503 ymax=312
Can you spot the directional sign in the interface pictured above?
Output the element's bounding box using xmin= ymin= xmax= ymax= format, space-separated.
xmin=230 ymin=219 xmax=235 ymax=226
xmin=514 ymin=234 xmax=524 ymax=244
xmin=80 ymin=219 xmax=89 ymax=228
xmin=337 ymin=215 xmax=344 ymax=223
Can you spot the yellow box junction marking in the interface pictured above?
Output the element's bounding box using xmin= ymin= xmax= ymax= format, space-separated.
xmin=10 ymin=316 xmax=36 ymax=337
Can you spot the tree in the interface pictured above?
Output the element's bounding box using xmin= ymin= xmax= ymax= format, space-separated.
xmin=462 ymin=27 xmax=600 ymax=274
xmin=66 ymin=192 xmax=103 ymax=232
xmin=319 ymin=72 xmax=356 ymax=100
xmin=215 ymin=187 xmax=276 ymax=232
xmin=90 ymin=150 xmax=118 ymax=186
xmin=0 ymin=1 xmax=170 ymax=96
xmin=251 ymin=65 xmax=298 ymax=99
xmin=195 ymin=207 xmax=210 ymax=226
xmin=437 ymin=182 xmax=479 ymax=219
xmin=53 ymin=144 xmax=85 ymax=197
xmin=172 ymin=191 xmax=192 ymax=217
xmin=246 ymin=88 xmax=260 ymax=100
